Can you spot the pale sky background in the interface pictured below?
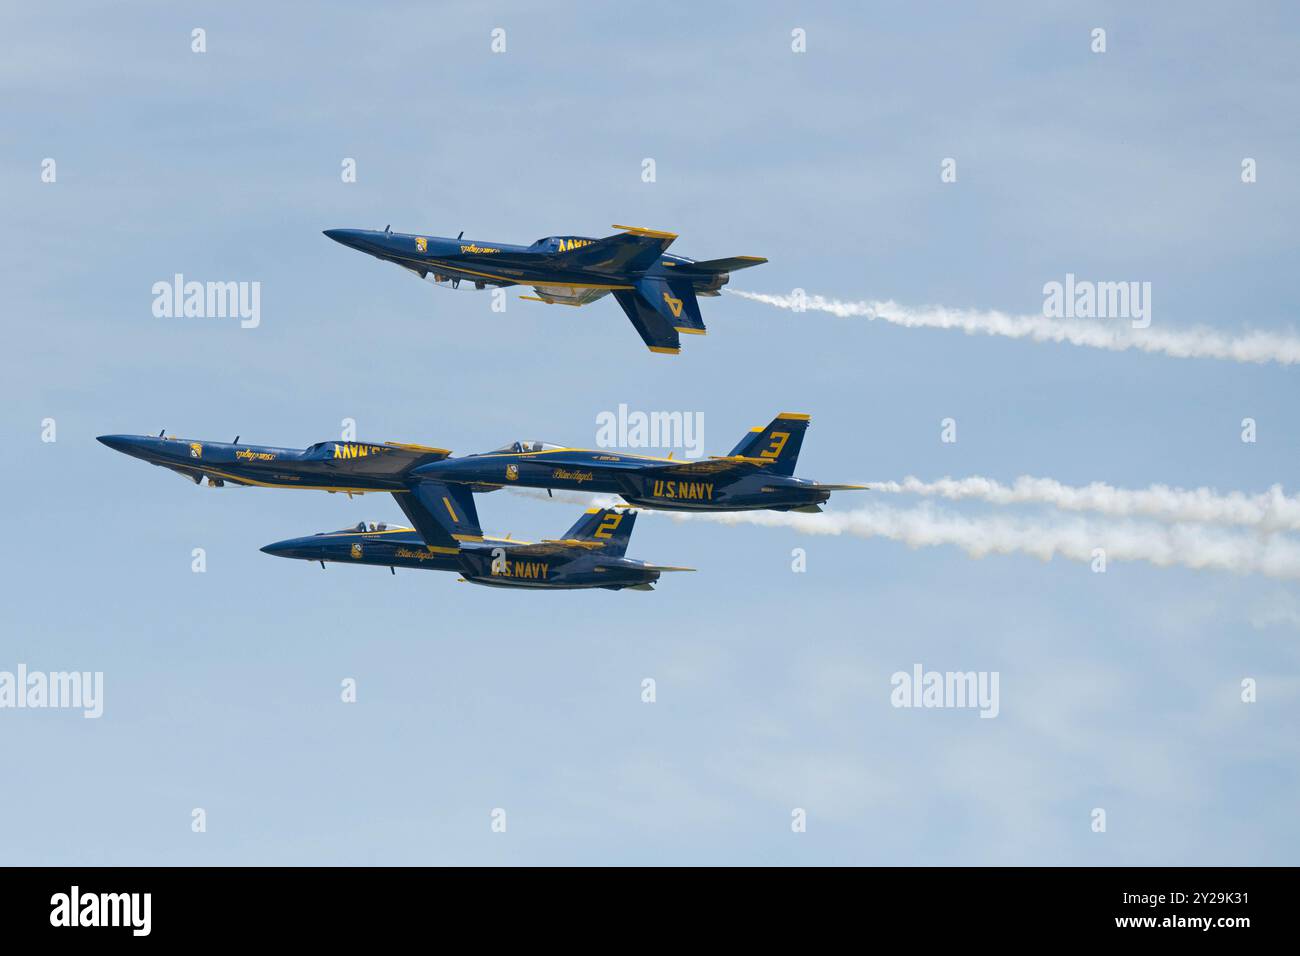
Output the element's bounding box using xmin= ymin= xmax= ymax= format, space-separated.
xmin=2 ymin=1 xmax=1298 ymax=864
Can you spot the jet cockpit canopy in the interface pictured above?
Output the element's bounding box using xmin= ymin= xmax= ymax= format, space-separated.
xmin=486 ymin=440 xmax=565 ymax=454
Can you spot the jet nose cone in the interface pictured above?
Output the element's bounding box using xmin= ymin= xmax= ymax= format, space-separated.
xmin=260 ymin=539 xmax=296 ymax=558
xmin=261 ymin=535 xmax=322 ymax=561
xmin=323 ymin=228 xmax=369 ymax=251
xmin=97 ymin=434 xmax=147 ymax=457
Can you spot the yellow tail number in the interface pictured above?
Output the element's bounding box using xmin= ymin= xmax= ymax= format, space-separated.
xmin=594 ymin=512 xmax=624 ymax=539
xmin=760 ymin=431 xmax=790 ymax=460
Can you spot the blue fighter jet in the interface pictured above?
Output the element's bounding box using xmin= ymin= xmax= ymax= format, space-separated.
xmin=98 ymin=412 xmax=863 ymax=555
xmin=323 ymin=224 xmax=766 ymax=354
xmin=409 ymin=412 xmax=866 ymax=514
xmin=261 ymin=506 xmax=692 ymax=592
xmin=96 ymin=433 xmax=453 ymax=495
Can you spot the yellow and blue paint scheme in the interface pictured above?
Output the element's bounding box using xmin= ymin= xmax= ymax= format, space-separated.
xmin=260 ymin=507 xmax=693 ymax=592
xmin=322 ymin=224 xmax=767 ymax=354
xmin=96 ymin=433 xmax=452 ymax=493
xmin=410 ymin=413 xmax=867 ymax=514
xmin=99 ymin=412 xmax=866 ymax=519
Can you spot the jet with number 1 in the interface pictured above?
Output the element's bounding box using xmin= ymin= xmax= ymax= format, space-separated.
xmin=322 ymin=224 xmax=767 ymax=354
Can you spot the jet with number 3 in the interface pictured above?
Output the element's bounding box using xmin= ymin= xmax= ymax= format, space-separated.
xmin=410 ymin=412 xmax=867 ymax=514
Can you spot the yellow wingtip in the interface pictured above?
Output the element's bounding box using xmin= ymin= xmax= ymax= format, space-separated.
xmin=612 ymin=224 xmax=678 ymax=240
xmin=383 ymin=442 xmax=452 ymax=456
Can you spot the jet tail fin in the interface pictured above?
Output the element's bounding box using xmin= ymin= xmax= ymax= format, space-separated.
xmin=612 ymin=274 xmax=709 ymax=351
xmin=393 ymin=480 xmax=483 ymax=552
xmin=613 ymin=290 xmax=681 ymax=354
xmin=560 ymin=507 xmax=636 ymax=557
xmin=726 ymin=413 xmax=811 ymax=477
xmin=637 ymin=276 xmax=706 ymax=335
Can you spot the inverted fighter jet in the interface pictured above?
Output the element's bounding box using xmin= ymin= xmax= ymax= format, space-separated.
xmin=97 ymin=431 xmax=492 ymax=549
xmin=322 ymin=224 xmax=766 ymax=354
xmin=261 ymin=506 xmax=692 ymax=592
xmin=96 ymin=433 xmax=453 ymax=495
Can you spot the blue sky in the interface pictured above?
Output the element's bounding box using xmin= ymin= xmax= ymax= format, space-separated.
xmin=2 ymin=1 xmax=1297 ymax=864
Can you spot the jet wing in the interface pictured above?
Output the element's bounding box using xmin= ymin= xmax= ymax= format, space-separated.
xmin=548 ymin=225 xmax=677 ymax=275
xmin=687 ymin=256 xmax=768 ymax=273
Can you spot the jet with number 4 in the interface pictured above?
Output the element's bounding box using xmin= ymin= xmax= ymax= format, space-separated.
xmin=410 ymin=412 xmax=867 ymax=513
xmin=261 ymin=505 xmax=692 ymax=592
xmin=322 ymin=223 xmax=767 ymax=354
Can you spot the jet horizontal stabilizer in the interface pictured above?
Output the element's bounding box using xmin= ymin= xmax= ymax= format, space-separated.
xmin=642 ymin=455 xmax=773 ymax=477
xmin=506 ymin=539 xmax=604 ymax=556
xmin=687 ymin=255 xmax=768 ymax=273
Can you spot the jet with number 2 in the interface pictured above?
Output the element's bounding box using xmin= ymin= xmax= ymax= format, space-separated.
xmin=261 ymin=505 xmax=693 ymax=592
xmin=322 ymin=223 xmax=767 ymax=354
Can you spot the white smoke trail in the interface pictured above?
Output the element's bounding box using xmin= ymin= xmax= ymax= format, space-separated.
xmin=728 ymin=289 xmax=1300 ymax=366
xmin=506 ymin=489 xmax=1300 ymax=580
xmin=870 ymin=476 xmax=1300 ymax=532
xmin=676 ymin=503 xmax=1300 ymax=580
